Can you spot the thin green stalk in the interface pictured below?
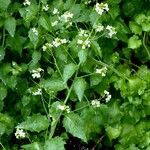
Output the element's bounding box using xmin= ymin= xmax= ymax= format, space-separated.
xmin=49 ymin=68 xmax=79 ymax=139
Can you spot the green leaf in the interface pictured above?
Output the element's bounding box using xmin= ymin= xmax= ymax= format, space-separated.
xmin=63 ymin=113 xmax=87 ymax=142
xmin=4 ymin=17 xmax=16 ymax=37
xmin=38 ymin=15 xmax=52 ymax=32
xmin=63 ymin=63 xmax=77 ymax=82
xmin=40 ymin=78 xmax=67 ymax=92
xmin=0 ymin=0 xmax=10 ymax=11
xmin=129 ymin=21 xmax=142 ymax=35
xmin=128 ymin=35 xmax=142 ymax=49
xmin=141 ymin=22 xmax=150 ymax=32
xmin=28 ymin=28 xmax=39 ymax=48
xmin=74 ymin=78 xmax=86 ymax=101
xmin=44 ymin=137 xmax=66 ymax=150
xmin=0 ymin=85 xmax=7 ymax=101
xmin=106 ymin=125 xmax=122 ymax=140
xmin=0 ymin=47 xmax=5 ymax=61
xmin=21 ymin=142 xmax=43 ymax=150
xmin=91 ymin=41 xmax=102 ymax=57
xmin=78 ymin=50 xmax=87 ymax=64
xmin=17 ymin=114 xmax=49 ymax=132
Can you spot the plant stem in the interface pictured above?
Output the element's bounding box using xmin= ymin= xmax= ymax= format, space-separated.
xmin=143 ymin=32 xmax=150 ymax=60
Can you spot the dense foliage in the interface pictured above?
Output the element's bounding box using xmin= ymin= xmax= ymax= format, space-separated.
xmin=0 ymin=0 xmax=150 ymax=149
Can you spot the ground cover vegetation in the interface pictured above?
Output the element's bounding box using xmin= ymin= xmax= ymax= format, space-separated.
xmin=0 ymin=0 xmax=150 ymax=149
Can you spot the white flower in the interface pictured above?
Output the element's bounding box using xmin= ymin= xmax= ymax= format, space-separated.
xmin=53 ymin=8 xmax=59 ymax=15
xmin=32 ymin=88 xmax=42 ymax=96
xmin=59 ymin=11 xmax=73 ymax=23
xmin=91 ymin=100 xmax=100 ymax=107
xmin=105 ymin=94 xmax=111 ymax=102
xmin=58 ymin=104 xmax=70 ymax=113
xmin=51 ymin=21 xmax=58 ymax=27
xmin=77 ymin=39 xmax=83 ymax=44
xmin=32 ymin=28 xmax=38 ymax=36
xmin=31 ymin=68 xmax=43 ymax=79
xmin=61 ymin=38 xmax=68 ymax=44
xmin=42 ymin=45 xmax=47 ymax=51
xmin=96 ymin=67 xmax=107 ymax=76
xmin=23 ymin=0 xmax=31 ymax=6
xmin=106 ymin=25 xmax=117 ymax=38
xmin=104 ymin=90 xmax=111 ymax=102
xmin=15 ymin=128 xmax=26 ymax=139
xmin=52 ymin=38 xmax=68 ymax=47
xmin=95 ymin=3 xmax=109 ymax=15
xmin=94 ymin=24 xmax=104 ymax=32
xmin=79 ymin=29 xmax=88 ymax=37
xmin=42 ymin=4 xmax=49 ymax=11
xmin=85 ymin=0 xmax=91 ymax=5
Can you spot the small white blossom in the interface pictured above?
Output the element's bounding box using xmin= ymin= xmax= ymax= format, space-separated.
xmin=96 ymin=67 xmax=107 ymax=76
xmin=32 ymin=28 xmax=38 ymax=36
xmin=52 ymin=38 xmax=68 ymax=47
xmin=15 ymin=128 xmax=26 ymax=139
xmin=106 ymin=25 xmax=117 ymax=38
xmin=59 ymin=11 xmax=73 ymax=23
xmin=93 ymin=24 xmax=104 ymax=32
xmin=77 ymin=39 xmax=83 ymax=44
xmin=85 ymin=0 xmax=91 ymax=5
xmin=23 ymin=0 xmax=31 ymax=6
xmin=58 ymin=104 xmax=70 ymax=113
xmin=104 ymin=90 xmax=111 ymax=102
xmin=42 ymin=45 xmax=47 ymax=51
xmin=51 ymin=21 xmax=58 ymax=27
xmin=32 ymin=88 xmax=42 ymax=96
xmin=79 ymin=29 xmax=88 ymax=37
xmin=95 ymin=3 xmax=109 ymax=15
xmin=53 ymin=8 xmax=59 ymax=15
xmin=42 ymin=4 xmax=49 ymax=11
xmin=91 ymin=100 xmax=100 ymax=107
xmin=31 ymin=68 xmax=43 ymax=79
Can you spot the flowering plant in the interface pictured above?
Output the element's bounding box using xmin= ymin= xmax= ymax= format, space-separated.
xmin=0 ymin=0 xmax=150 ymax=149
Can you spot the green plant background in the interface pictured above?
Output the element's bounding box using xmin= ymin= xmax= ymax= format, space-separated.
xmin=0 ymin=0 xmax=150 ymax=149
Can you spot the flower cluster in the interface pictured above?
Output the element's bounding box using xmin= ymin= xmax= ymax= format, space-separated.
xmin=93 ymin=24 xmax=104 ymax=32
xmin=96 ymin=66 xmax=107 ymax=76
xmin=15 ymin=128 xmax=26 ymax=139
xmin=57 ymin=104 xmax=70 ymax=113
xmin=52 ymin=38 xmax=68 ymax=48
xmin=42 ymin=4 xmax=49 ymax=11
xmin=31 ymin=68 xmax=43 ymax=79
xmin=32 ymin=28 xmax=38 ymax=36
xmin=32 ymin=88 xmax=42 ymax=96
xmin=91 ymin=99 xmax=100 ymax=107
xmin=77 ymin=29 xmax=91 ymax=49
xmin=59 ymin=11 xmax=74 ymax=23
xmin=23 ymin=0 xmax=30 ymax=6
xmin=104 ymin=90 xmax=111 ymax=102
xmin=53 ymin=8 xmax=59 ymax=15
xmin=106 ymin=25 xmax=117 ymax=38
xmin=42 ymin=43 xmax=53 ymax=51
xmin=95 ymin=3 xmax=109 ymax=15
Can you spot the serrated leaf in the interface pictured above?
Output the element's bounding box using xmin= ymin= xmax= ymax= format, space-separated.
xmin=40 ymin=78 xmax=67 ymax=92
xmin=78 ymin=50 xmax=87 ymax=64
xmin=38 ymin=15 xmax=52 ymax=32
xmin=21 ymin=142 xmax=43 ymax=150
xmin=0 ymin=0 xmax=10 ymax=11
xmin=17 ymin=114 xmax=49 ymax=132
xmin=63 ymin=63 xmax=77 ymax=82
xmin=129 ymin=21 xmax=142 ymax=35
xmin=63 ymin=113 xmax=87 ymax=142
xmin=91 ymin=41 xmax=102 ymax=57
xmin=128 ymin=35 xmax=142 ymax=49
xmin=0 ymin=47 xmax=5 ymax=61
xmin=74 ymin=78 xmax=86 ymax=101
xmin=4 ymin=17 xmax=16 ymax=37
xmin=28 ymin=28 xmax=39 ymax=48
xmin=44 ymin=137 xmax=66 ymax=150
